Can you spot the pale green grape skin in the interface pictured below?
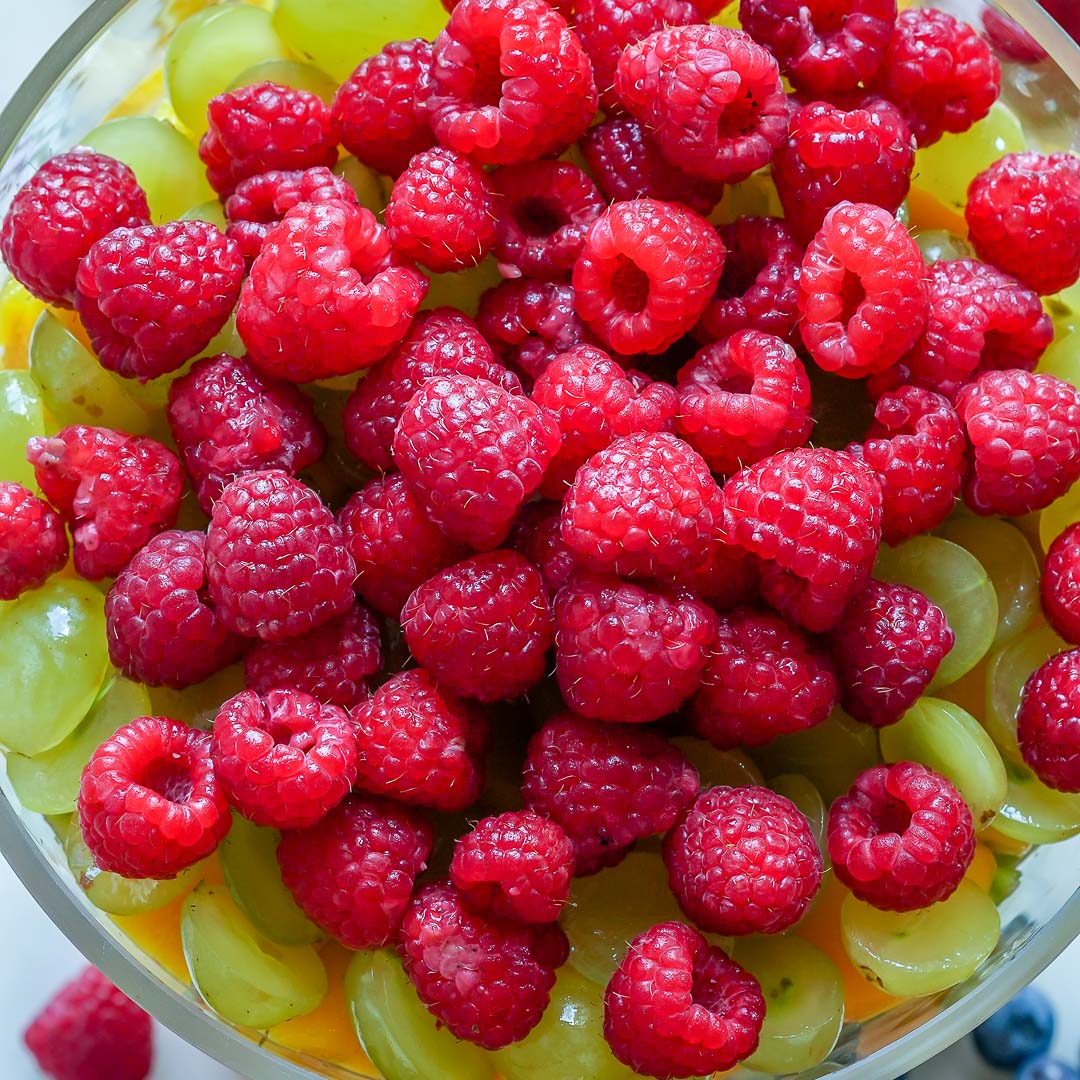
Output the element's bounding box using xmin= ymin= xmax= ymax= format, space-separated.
xmin=0 ymin=369 xmax=46 ymax=489
xmin=334 ymin=157 xmax=389 ymax=215
xmin=148 ymin=663 xmax=245 ymax=730
xmin=769 ymin=774 xmax=827 ymax=852
xmin=671 ymin=736 xmax=764 ymax=790
xmin=228 ymin=59 xmax=338 ymax=103
xmin=994 ymin=759 xmax=1080 ymax=845
xmin=180 ymin=200 xmax=228 ymax=231
xmin=914 ymin=229 xmax=973 ymax=264
xmin=422 ymin=258 xmax=503 ymax=316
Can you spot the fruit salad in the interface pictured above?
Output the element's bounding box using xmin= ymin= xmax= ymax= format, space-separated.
xmin=1 ymin=0 xmax=1080 ymax=1078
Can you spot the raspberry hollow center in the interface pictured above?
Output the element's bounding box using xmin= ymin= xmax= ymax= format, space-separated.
xmin=611 ymin=259 xmax=651 ymax=314
xmin=717 ymin=89 xmax=762 ymax=140
xmin=141 ymin=756 xmax=194 ymax=804
xmin=468 ymin=37 xmax=505 ymax=109
xmin=514 ymin=197 xmax=567 ymax=237
xmin=839 ymin=271 xmax=867 ymax=324
xmin=869 ymin=795 xmax=913 ymax=838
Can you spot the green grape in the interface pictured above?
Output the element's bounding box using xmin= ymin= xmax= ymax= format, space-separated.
xmin=875 ymin=536 xmax=998 ymax=690
xmin=994 ymin=759 xmax=1080 ymax=845
xmin=182 ymin=881 xmax=327 ymax=1028
xmin=0 ymin=369 xmax=45 ymax=488
xmin=83 ymin=117 xmax=214 ymax=224
xmin=165 ymin=3 xmax=290 ymax=134
xmin=229 ymin=58 xmax=337 ymax=103
xmin=0 ymin=579 xmax=110 ymax=756
xmin=180 ymin=200 xmax=228 ymax=231
xmin=769 ymin=774 xmax=827 ymax=851
xmin=334 ymin=157 xmax=389 ymax=215
xmin=879 ymin=697 xmax=1007 ymax=830
xmin=422 ymin=257 xmax=503 ymax=316
xmin=841 ymin=881 xmax=1000 ymax=997
xmin=1040 ymin=483 xmax=1080 ymax=553
xmin=670 ymin=736 xmax=764 ymax=789
xmin=733 ymin=935 xmax=844 ymax=1075
xmin=990 ymin=855 xmax=1021 ymax=905
xmin=7 ymin=676 xmax=150 ymax=814
xmin=345 ymin=948 xmax=493 ymax=1080
xmin=219 ymin=815 xmax=324 ymax=946
xmin=149 ymin=663 xmax=245 ymax=730
xmin=914 ymin=229 xmax=973 ymax=264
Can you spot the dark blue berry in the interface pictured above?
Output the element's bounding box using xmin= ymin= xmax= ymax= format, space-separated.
xmin=973 ymin=987 xmax=1055 ymax=1070
xmin=1017 ymin=1057 xmax=1080 ymax=1080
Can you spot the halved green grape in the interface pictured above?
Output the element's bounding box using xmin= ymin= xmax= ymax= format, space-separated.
xmin=914 ymin=229 xmax=973 ymax=264
xmin=671 ymin=736 xmax=764 ymax=789
xmin=182 ymin=882 xmax=327 ymax=1029
xmin=990 ymin=855 xmax=1021 ymax=905
xmin=1040 ymin=483 xmax=1080 ymax=553
xmin=345 ymin=948 xmax=493 ymax=1080
xmin=229 ymin=59 xmax=337 ymax=103
xmin=769 ymin=774 xmax=827 ymax=852
xmin=334 ymin=157 xmax=389 ymax=215
xmin=0 ymin=369 xmax=45 ymax=489
xmin=733 ymin=936 xmax=844 ymax=1075
xmin=879 ymin=697 xmax=1007 ymax=829
xmin=875 ymin=536 xmax=998 ymax=691
xmin=180 ymin=200 xmax=228 ymax=231
xmin=841 ymin=881 xmax=1000 ymax=997
xmin=994 ymin=759 xmax=1080 ymax=845
xmin=149 ymin=663 xmax=245 ymax=730
xmin=422 ymin=258 xmax=503 ymax=316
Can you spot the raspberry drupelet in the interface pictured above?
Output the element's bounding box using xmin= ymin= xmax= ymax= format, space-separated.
xmin=671 ymin=531 xmax=758 ymax=610
xmin=0 ymin=482 xmax=68 ymax=600
xmin=507 ymin=500 xmax=580 ymax=597
xmin=1017 ymin=650 xmax=1080 ymax=793
xmin=1043 ymin=524 xmax=1080 ymax=647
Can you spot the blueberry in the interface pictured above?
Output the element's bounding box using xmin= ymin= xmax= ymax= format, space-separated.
xmin=973 ymin=987 xmax=1055 ymax=1069
xmin=1017 ymin=1057 xmax=1080 ymax=1080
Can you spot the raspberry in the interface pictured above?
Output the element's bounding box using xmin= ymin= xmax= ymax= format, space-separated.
xmin=392 ymin=374 xmax=562 ymax=550
xmin=573 ymin=198 xmax=725 ymax=356
xmin=965 ymin=152 xmax=1080 ymax=296
xmin=689 ymin=607 xmax=837 ymax=749
xmin=24 ymin=967 xmax=152 ymax=1080
xmin=0 ymin=481 xmax=68 ymax=600
xmin=580 ymin=117 xmax=725 ymax=218
xmin=243 ymin=601 xmax=382 ymax=708
xmin=664 ymin=785 xmax=823 ymax=934
xmin=332 ymin=39 xmax=436 ymax=177
xmin=236 ymin=199 xmax=428 ymax=382
xmin=428 ymin=0 xmax=597 ymax=166
xmin=956 ymin=369 xmax=1080 ymax=517
xmin=797 ymin=202 xmax=928 ymax=379
xmin=871 ymin=8 xmax=1000 ymax=147
xmin=615 ymin=25 xmax=787 ymax=185
xmin=1043 ymin=524 xmax=1080 ymax=647
xmin=723 ymin=447 xmax=883 ymax=632
xmin=166 ymin=353 xmax=326 ymax=514
xmin=352 ymin=669 xmax=489 ymax=812
xmin=450 ymin=810 xmax=574 ymax=922
xmin=829 ymin=580 xmax=954 ymax=728
xmin=0 ymin=150 xmax=149 ymax=308
xmin=675 ymin=330 xmax=813 ymax=476
xmin=772 ymin=97 xmax=915 ymax=246
xmin=553 ymin=572 xmax=718 ymax=724
xmin=532 ymin=345 xmax=678 ymax=495
xmin=739 ymin=0 xmax=897 ymax=96
xmin=199 ymin=82 xmax=338 ymax=196
xmin=696 ymin=216 xmax=802 ymax=345
xmin=78 ymin=716 xmax=230 ymax=879
xmin=827 ymin=762 xmax=975 ymax=911
xmin=105 ymin=530 xmax=246 ymax=689
xmin=980 ymin=8 xmax=1047 ymax=64
xmin=385 ymin=147 xmax=498 ymax=272
xmin=28 ymin=425 xmax=182 ymax=581
xmin=338 ymin=473 xmax=469 ymax=617
xmin=603 ymin=923 xmax=765 ymax=1078
xmin=522 ymin=713 xmax=699 ymax=873
xmin=205 ymin=470 xmax=355 ymax=642
xmin=671 ymin=532 xmax=758 ymax=610
xmin=1017 ymin=650 xmax=1080 ymax=793
xmin=491 ymin=160 xmax=605 ymax=281
xmin=74 ymin=220 xmax=244 ymax=382
xmin=399 ymin=881 xmax=569 ymax=1049
xmin=845 ymin=386 xmax=966 ymax=544
xmin=277 ymin=793 xmax=433 ymax=948
xmin=507 ymin=500 xmax=580 ymax=597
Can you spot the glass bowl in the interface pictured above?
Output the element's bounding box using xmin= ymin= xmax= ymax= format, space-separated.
xmin=1 ymin=2 xmax=1079 ymax=1079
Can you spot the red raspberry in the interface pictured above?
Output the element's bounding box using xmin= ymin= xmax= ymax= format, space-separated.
xmin=105 ymin=530 xmax=246 ymax=689
xmin=206 ymin=470 xmax=355 ymax=642
xmin=797 ymin=201 xmax=928 ymax=379
xmin=723 ymin=447 xmax=883 ymax=632
xmin=1043 ymin=524 xmax=1080 ymax=646
xmin=573 ymin=198 xmax=725 ymax=356
xmin=696 ymin=216 xmax=802 ymax=345
xmin=0 ymin=150 xmax=149 ymax=308
xmin=339 ymin=473 xmax=469 ymax=617
xmin=332 ymin=39 xmax=436 ymax=177
xmin=522 ymin=713 xmax=699 ymax=873
xmin=450 ymin=810 xmax=574 ymax=922
xmin=167 ymin=353 xmax=325 ymax=514
xmin=675 ymin=330 xmax=813 ymax=476
xmin=386 ymin=147 xmax=498 ymax=272
xmin=827 ymin=762 xmax=975 ymax=911
xmin=24 ymin=967 xmax=152 ymax=1080
xmin=554 ymin=572 xmax=718 ymax=724
xmin=956 ymin=369 xmax=1080 ymax=516
xmin=199 ymin=82 xmax=338 ymax=196
xmin=616 ymin=25 xmax=787 ymax=185
xmin=664 ymin=785 xmax=823 ymax=934
xmin=871 ymin=8 xmax=1000 ymax=147
xmin=671 ymin=532 xmax=758 ymax=610
xmin=0 ymin=481 xmax=68 ymax=600
xmin=393 ymin=374 xmax=562 ymax=550
xmin=689 ymin=606 xmax=837 ymax=750
xmin=236 ymin=199 xmax=428 ymax=382
xmin=78 ymin=716 xmax=230 ymax=879
xmin=352 ymin=669 xmax=489 ymax=812
xmin=980 ymin=8 xmax=1047 ymax=64
xmin=966 ymin=152 xmax=1080 ymax=296
xmin=399 ymin=881 xmax=569 ymax=1049
xmin=532 ymin=345 xmax=678 ymax=495
xmin=28 ymin=425 xmax=182 ymax=581
xmin=491 ymin=161 xmax=605 ymax=281
xmin=428 ymin=0 xmax=596 ymax=166
xmin=277 ymin=792 xmax=433 ymax=948
xmin=1017 ymin=650 xmax=1080 ymax=793
xmin=605 ymin=925 xmax=763 ymax=1079
xmin=507 ymin=500 xmax=580 ymax=597
xmin=74 ymin=220 xmax=244 ymax=382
